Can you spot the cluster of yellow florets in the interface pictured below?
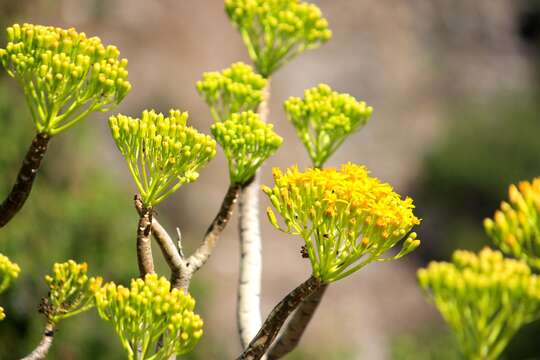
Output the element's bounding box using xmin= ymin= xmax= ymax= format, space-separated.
xmin=197 ymin=62 xmax=267 ymax=122
xmin=43 ymin=260 xmax=102 ymax=323
xmin=418 ymin=248 xmax=540 ymax=359
xmin=225 ymin=0 xmax=332 ymax=77
xmin=484 ymin=178 xmax=540 ymax=270
xmin=0 ymin=253 xmax=20 ymax=321
xmin=94 ymin=274 xmax=204 ymax=360
xmin=284 ymin=84 xmax=373 ymax=167
xmin=263 ymin=163 xmax=420 ymax=282
xmin=0 ymin=23 xmax=131 ymax=134
xmin=109 ymin=109 xmax=217 ymax=206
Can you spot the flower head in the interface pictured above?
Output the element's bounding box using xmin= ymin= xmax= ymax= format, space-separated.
xmin=285 ymin=84 xmax=373 ymax=168
xmin=263 ymin=163 xmax=420 ymax=282
xmin=94 ymin=273 xmax=204 ymax=360
xmin=211 ymin=111 xmax=283 ymax=185
xmin=418 ymin=248 xmax=540 ymax=359
xmin=109 ymin=109 xmax=216 ymax=206
xmin=0 ymin=24 xmax=131 ymax=135
xmin=225 ymin=0 xmax=332 ymax=77
xmin=197 ymin=62 xmax=267 ymax=122
xmin=484 ymin=178 xmax=540 ymax=270
xmin=42 ymin=260 xmax=102 ymax=323
xmin=0 ymin=253 xmax=20 ymax=321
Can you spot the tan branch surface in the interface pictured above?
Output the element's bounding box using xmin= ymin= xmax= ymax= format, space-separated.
xmin=135 ymin=195 xmax=155 ymax=277
xmin=236 ymin=276 xmax=323 ymax=360
xmin=237 ymin=82 xmax=271 ymax=349
xmin=267 ymin=284 xmax=328 ymax=359
xmin=21 ymin=322 xmax=55 ymax=360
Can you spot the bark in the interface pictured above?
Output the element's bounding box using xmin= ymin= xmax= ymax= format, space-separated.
xmin=236 ymin=276 xmax=323 ymax=360
xmin=21 ymin=322 xmax=55 ymax=360
xmin=267 ymin=284 xmax=328 ymax=359
xmin=136 ymin=196 xmax=155 ymax=277
xmin=237 ymin=82 xmax=271 ymax=349
xmin=0 ymin=133 xmax=50 ymax=228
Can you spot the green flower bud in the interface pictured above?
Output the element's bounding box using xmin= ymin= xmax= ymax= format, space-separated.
xmin=264 ymin=164 xmax=420 ymax=282
xmin=0 ymin=24 xmax=131 ymax=135
xmin=109 ymin=109 xmax=217 ymax=206
xmin=485 ymin=179 xmax=540 ymax=270
xmin=225 ymin=0 xmax=332 ymax=77
xmin=211 ymin=111 xmax=282 ymax=185
xmin=197 ymin=62 xmax=267 ymax=122
xmin=0 ymin=253 xmax=20 ymax=321
xmin=418 ymin=248 xmax=540 ymax=360
xmin=94 ymin=273 xmax=204 ymax=359
xmin=284 ymin=84 xmax=373 ymax=168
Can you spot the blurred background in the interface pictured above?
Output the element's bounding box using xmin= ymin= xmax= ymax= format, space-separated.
xmin=1 ymin=0 xmax=540 ymax=359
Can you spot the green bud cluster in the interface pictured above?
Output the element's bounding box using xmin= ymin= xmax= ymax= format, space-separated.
xmin=484 ymin=178 xmax=540 ymax=270
xmin=211 ymin=111 xmax=283 ymax=185
xmin=197 ymin=62 xmax=267 ymax=122
xmin=109 ymin=109 xmax=217 ymax=206
xmin=284 ymin=84 xmax=373 ymax=168
xmin=43 ymin=260 xmax=103 ymax=323
xmin=225 ymin=0 xmax=332 ymax=77
xmin=94 ymin=273 xmax=204 ymax=360
xmin=0 ymin=253 xmax=20 ymax=321
xmin=418 ymin=248 xmax=540 ymax=360
xmin=263 ymin=164 xmax=420 ymax=283
xmin=0 ymin=23 xmax=131 ymax=135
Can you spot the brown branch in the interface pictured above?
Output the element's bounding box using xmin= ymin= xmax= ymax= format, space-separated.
xmin=21 ymin=322 xmax=55 ymax=360
xmin=236 ymin=276 xmax=323 ymax=360
xmin=0 ymin=132 xmax=50 ymax=228
xmin=267 ymin=284 xmax=328 ymax=359
xmin=135 ymin=195 xmax=155 ymax=277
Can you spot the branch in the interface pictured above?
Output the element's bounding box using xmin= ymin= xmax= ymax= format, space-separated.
xmin=267 ymin=284 xmax=328 ymax=359
xmin=237 ymin=82 xmax=271 ymax=348
xmin=0 ymin=132 xmax=50 ymax=228
xmin=236 ymin=276 xmax=323 ymax=360
xmin=21 ymin=322 xmax=55 ymax=360
xmin=134 ymin=195 xmax=155 ymax=277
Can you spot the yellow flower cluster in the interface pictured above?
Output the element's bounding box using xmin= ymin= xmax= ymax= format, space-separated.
xmin=225 ymin=0 xmax=332 ymax=77
xmin=0 ymin=24 xmax=131 ymax=134
xmin=94 ymin=274 xmax=204 ymax=360
xmin=109 ymin=109 xmax=216 ymax=206
xmin=263 ymin=163 xmax=420 ymax=282
xmin=211 ymin=111 xmax=283 ymax=185
xmin=0 ymin=253 xmax=20 ymax=321
xmin=285 ymin=84 xmax=373 ymax=168
xmin=418 ymin=248 xmax=540 ymax=360
xmin=484 ymin=178 xmax=540 ymax=270
xmin=43 ymin=260 xmax=102 ymax=323
xmin=197 ymin=62 xmax=267 ymax=122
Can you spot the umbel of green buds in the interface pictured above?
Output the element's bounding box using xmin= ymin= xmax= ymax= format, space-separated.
xmin=263 ymin=163 xmax=420 ymax=283
xmin=285 ymin=84 xmax=373 ymax=168
xmin=94 ymin=274 xmax=204 ymax=360
xmin=197 ymin=62 xmax=267 ymax=122
xmin=484 ymin=178 xmax=540 ymax=270
xmin=42 ymin=260 xmax=103 ymax=323
xmin=0 ymin=24 xmax=131 ymax=135
xmin=225 ymin=0 xmax=332 ymax=77
xmin=418 ymin=248 xmax=540 ymax=360
xmin=0 ymin=253 xmax=20 ymax=321
xmin=109 ymin=109 xmax=217 ymax=206
xmin=211 ymin=111 xmax=283 ymax=185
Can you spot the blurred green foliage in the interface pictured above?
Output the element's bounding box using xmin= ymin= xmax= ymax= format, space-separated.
xmin=391 ymin=328 xmax=461 ymax=360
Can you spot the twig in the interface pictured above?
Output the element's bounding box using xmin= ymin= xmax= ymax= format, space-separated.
xmin=237 ymin=82 xmax=271 ymax=348
xmin=236 ymin=276 xmax=323 ymax=360
xmin=135 ymin=195 xmax=155 ymax=277
xmin=267 ymin=284 xmax=328 ymax=359
xmin=21 ymin=322 xmax=55 ymax=360
xmin=0 ymin=132 xmax=50 ymax=228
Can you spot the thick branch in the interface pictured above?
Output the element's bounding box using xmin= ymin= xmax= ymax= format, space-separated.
xmin=135 ymin=195 xmax=155 ymax=277
xmin=236 ymin=276 xmax=323 ymax=360
xmin=267 ymin=284 xmax=328 ymax=359
xmin=21 ymin=322 xmax=55 ymax=360
xmin=237 ymin=82 xmax=271 ymax=349
xmin=0 ymin=132 xmax=50 ymax=228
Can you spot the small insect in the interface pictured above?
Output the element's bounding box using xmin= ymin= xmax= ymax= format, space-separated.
xmin=300 ymin=245 xmax=309 ymax=258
